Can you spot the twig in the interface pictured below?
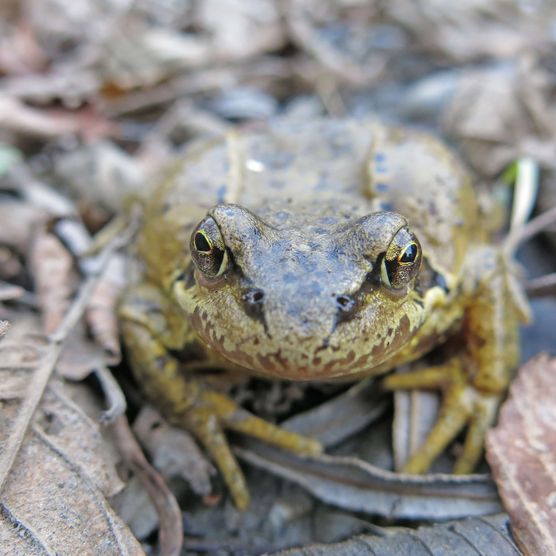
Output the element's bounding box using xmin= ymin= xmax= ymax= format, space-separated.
xmin=526 ymin=273 xmax=556 ymax=298
xmin=504 ymin=204 xmax=556 ymax=256
xmin=112 ymin=416 xmax=183 ymax=556
xmin=0 ymin=216 xmax=135 ymax=494
xmin=94 ymin=365 xmax=127 ymax=425
xmin=0 ymin=283 xmax=26 ymax=302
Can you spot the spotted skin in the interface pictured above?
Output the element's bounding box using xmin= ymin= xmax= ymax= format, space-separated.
xmin=119 ymin=120 xmax=524 ymax=508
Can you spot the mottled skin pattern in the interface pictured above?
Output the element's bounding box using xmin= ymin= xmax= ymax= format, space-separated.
xmin=119 ymin=120 xmax=525 ymax=509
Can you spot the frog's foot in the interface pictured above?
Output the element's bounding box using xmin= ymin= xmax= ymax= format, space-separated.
xmin=179 ymin=389 xmax=322 ymax=509
xmin=383 ymin=360 xmax=500 ymax=474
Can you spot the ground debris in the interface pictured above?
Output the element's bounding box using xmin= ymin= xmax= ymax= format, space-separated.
xmin=487 ymin=355 xmax=556 ymax=556
xmin=1 ymin=0 xmax=556 ymax=552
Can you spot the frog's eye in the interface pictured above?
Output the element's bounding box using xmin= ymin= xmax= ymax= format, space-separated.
xmin=190 ymin=217 xmax=229 ymax=278
xmin=380 ymin=228 xmax=422 ymax=290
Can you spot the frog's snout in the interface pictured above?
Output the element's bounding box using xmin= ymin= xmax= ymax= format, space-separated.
xmin=256 ymin=288 xmax=360 ymax=346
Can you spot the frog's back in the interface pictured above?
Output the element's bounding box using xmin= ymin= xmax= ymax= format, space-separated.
xmin=139 ymin=119 xmax=482 ymax=289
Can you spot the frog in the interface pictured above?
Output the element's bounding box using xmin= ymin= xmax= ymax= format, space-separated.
xmin=118 ymin=119 xmax=527 ymax=509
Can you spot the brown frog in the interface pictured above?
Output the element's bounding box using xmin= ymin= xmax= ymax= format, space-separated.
xmin=119 ymin=119 xmax=526 ymax=509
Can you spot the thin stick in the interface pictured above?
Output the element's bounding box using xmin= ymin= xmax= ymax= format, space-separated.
xmin=504 ymin=204 xmax=556 ymax=256
xmin=94 ymin=365 xmax=127 ymax=425
xmin=0 ymin=217 xmax=135 ymax=494
xmin=112 ymin=416 xmax=183 ymax=556
xmin=526 ymin=273 xmax=556 ymax=298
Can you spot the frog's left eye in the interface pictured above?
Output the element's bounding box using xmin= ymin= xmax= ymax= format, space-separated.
xmin=190 ymin=217 xmax=229 ymax=278
xmin=380 ymin=228 xmax=422 ymax=290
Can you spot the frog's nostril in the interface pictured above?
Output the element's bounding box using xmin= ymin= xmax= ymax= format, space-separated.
xmin=335 ymin=294 xmax=355 ymax=312
xmin=244 ymin=289 xmax=265 ymax=305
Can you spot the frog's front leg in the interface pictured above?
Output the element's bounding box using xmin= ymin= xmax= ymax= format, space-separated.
xmin=384 ymin=254 xmax=522 ymax=474
xmin=119 ymin=283 xmax=322 ymax=509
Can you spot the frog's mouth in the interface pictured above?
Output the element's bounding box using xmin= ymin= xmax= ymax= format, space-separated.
xmin=189 ymin=298 xmax=423 ymax=381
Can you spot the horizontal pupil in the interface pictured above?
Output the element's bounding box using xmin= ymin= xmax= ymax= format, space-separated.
xmin=194 ymin=232 xmax=212 ymax=252
xmin=400 ymin=244 xmax=416 ymax=263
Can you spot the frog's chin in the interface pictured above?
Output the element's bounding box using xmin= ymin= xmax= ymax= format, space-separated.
xmin=189 ymin=296 xmax=424 ymax=380
xmin=208 ymin=340 xmax=404 ymax=381
xmin=195 ymin=324 xmax=413 ymax=381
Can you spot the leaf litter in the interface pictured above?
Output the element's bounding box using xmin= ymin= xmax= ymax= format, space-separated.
xmin=0 ymin=226 xmax=143 ymax=554
xmin=487 ymin=355 xmax=556 ymax=556
xmin=1 ymin=0 xmax=556 ymax=553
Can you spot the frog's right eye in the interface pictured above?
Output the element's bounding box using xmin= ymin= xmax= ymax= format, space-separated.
xmin=380 ymin=227 xmax=422 ymax=290
xmin=190 ymin=217 xmax=229 ymax=278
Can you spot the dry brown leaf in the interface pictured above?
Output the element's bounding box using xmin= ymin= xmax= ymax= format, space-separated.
xmin=25 ymin=0 xmax=129 ymax=47
xmin=198 ymin=0 xmax=285 ymax=61
xmin=86 ymin=255 xmax=127 ymax=364
xmin=100 ymin=0 xmax=285 ymax=92
xmin=0 ymin=283 xmax=26 ymax=302
xmin=54 ymin=142 xmax=145 ymax=213
xmin=238 ymin=444 xmax=501 ymax=521
xmin=0 ymin=95 xmax=116 ymax=141
xmin=133 ymin=406 xmax=214 ymax=497
xmin=28 ymin=228 xmax=77 ymax=334
xmin=0 ymin=21 xmax=47 ymax=76
xmin=0 ymin=201 xmax=47 ymax=253
xmin=486 ymin=354 xmax=556 ymax=556
xmin=285 ymin=0 xmax=384 ymax=88
xmin=56 ymin=323 xmax=108 ymax=380
xmin=1 ymin=68 xmax=100 ymax=104
xmin=0 ymin=338 xmax=143 ymax=555
xmin=443 ymin=60 xmax=556 ymax=176
xmin=112 ymin=416 xmax=183 ymax=556
xmin=0 ymin=218 xmax=143 ymax=554
xmin=272 ymin=513 xmax=521 ymax=556
xmin=387 ymin=0 xmax=556 ymax=62
xmin=27 ymin=213 xmax=125 ymax=373
xmin=100 ymin=25 xmax=211 ymax=90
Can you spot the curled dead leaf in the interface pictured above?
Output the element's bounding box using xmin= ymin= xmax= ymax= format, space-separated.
xmin=0 ymin=95 xmax=117 ymax=141
xmin=133 ymin=406 xmax=214 ymax=497
xmin=0 ymin=201 xmax=47 ymax=253
xmin=28 ymin=228 xmax=77 ymax=334
xmin=0 ymin=335 xmax=142 ymax=555
xmin=272 ymin=513 xmax=521 ymax=556
xmin=487 ymin=354 xmax=556 ymax=556
xmin=237 ymin=444 xmax=500 ymax=521
xmin=387 ymin=0 xmax=556 ymax=63
xmin=443 ymin=60 xmax=556 ymax=176
xmin=86 ymin=254 xmax=127 ymax=364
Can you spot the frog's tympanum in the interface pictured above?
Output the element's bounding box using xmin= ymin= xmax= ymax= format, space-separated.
xmin=119 ymin=120 xmax=526 ymax=509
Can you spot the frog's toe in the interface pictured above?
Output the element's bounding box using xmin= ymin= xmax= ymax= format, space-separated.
xmin=401 ymin=382 xmax=473 ymax=473
xmin=453 ymin=393 xmax=499 ymax=474
xmin=201 ymin=389 xmax=323 ymax=456
xmin=182 ymin=389 xmax=322 ymax=509
xmin=384 ymin=360 xmax=498 ymax=474
xmin=183 ymin=406 xmax=250 ymax=510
